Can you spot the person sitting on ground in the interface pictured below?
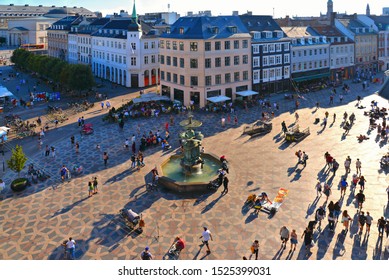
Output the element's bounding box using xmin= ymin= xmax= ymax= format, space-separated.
xmin=357 ymin=134 xmax=369 ymax=142
xmin=170 ymin=236 xmax=185 ymax=254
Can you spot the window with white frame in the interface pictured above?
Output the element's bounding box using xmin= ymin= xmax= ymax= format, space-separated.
xmin=263 ymin=69 xmax=269 ymax=80
xmin=253 ymin=70 xmax=260 ymax=83
xmin=276 ymin=55 xmax=282 ymax=65
xmin=276 ymin=44 xmax=281 ymax=52
xmin=269 ymin=69 xmax=275 ymax=79
xmin=284 ymin=66 xmax=290 ymax=78
xmin=269 ymin=56 xmax=275 ymax=65
xmin=266 ymin=31 xmax=272 ymax=38
xmin=253 ymin=45 xmax=259 ymax=54
xmin=253 ymin=57 xmax=260 ymax=67
xmin=284 ymin=54 xmax=290 ymax=64
xmin=262 ymin=57 xmax=268 ymax=66
xmin=269 ymin=44 xmax=275 ymax=52
xmin=275 ymin=68 xmax=282 ymax=78
xmin=144 ymin=56 xmax=148 ymax=64
xmin=284 ymin=43 xmax=289 ymax=51
xmin=131 ymin=57 xmax=136 ymax=66
xmin=263 ymin=44 xmax=268 ymax=53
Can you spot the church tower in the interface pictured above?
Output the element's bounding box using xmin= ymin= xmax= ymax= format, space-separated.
xmin=327 ymin=0 xmax=333 ymax=19
xmin=132 ymin=0 xmax=138 ymax=21
xmin=366 ymin=3 xmax=370 ymax=16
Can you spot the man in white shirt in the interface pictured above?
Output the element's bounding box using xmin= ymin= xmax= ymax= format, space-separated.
xmin=200 ymin=227 xmax=213 ymax=253
xmin=66 ymin=237 xmax=76 ymax=260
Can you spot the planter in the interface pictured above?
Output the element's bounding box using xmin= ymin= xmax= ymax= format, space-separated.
xmin=10 ymin=178 xmax=29 ymax=192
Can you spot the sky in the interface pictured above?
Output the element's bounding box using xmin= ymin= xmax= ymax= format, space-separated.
xmin=7 ymin=0 xmax=388 ymax=17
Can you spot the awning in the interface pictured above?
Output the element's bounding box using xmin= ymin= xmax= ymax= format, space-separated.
xmin=236 ymin=90 xmax=258 ymax=97
xmin=206 ymin=96 xmax=231 ymax=103
xmin=293 ymin=73 xmax=330 ymax=83
xmin=132 ymin=92 xmax=171 ymax=104
xmin=0 ymin=86 xmax=14 ymax=98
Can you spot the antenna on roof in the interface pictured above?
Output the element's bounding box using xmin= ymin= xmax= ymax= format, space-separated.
xmin=273 ymin=8 xmax=275 ymax=18
xmin=168 ymin=4 xmax=170 ymax=13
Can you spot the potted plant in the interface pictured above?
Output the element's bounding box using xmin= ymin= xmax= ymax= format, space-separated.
xmin=7 ymin=145 xmax=28 ymax=192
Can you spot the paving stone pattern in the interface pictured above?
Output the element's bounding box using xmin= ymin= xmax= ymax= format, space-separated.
xmin=0 ymin=76 xmax=389 ymax=260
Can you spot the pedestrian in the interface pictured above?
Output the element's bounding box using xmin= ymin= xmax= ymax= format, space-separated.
xmin=340 ymin=177 xmax=348 ymax=197
xmin=332 ymin=113 xmax=336 ymax=123
xmin=316 ymin=102 xmax=319 ymax=109
xmin=250 ymin=240 xmax=259 ymax=260
xmin=301 ymin=227 xmax=313 ymax=254
xmin=136 ymin=156 xmax=141 ymax=171
xmin=281 ymin=121 xmax=288 ymax=134
xmin=221 ymin=117 xmax=226 ymax=128
xmin=106 ymin=100 xmax=111 ymax=110
xmin=300 ymin=151 xmax=308 ymax=166
xmin=54 ymin=118 xmax=59 ymax=128
xmin=140 ymin=247 xmax=153 ymax=260
xmin=295 ymin=112 xmax=299 ymax=123
xmin=131 ymin=141 xmax=136 ymax=154
xmin=315 ymin=206 xmax=326 ymax=229
xmin=329 ymin=95 xmax=333 ymax=105
xmin=365 ymin=211 xmax=373 ymax=234
xmin=289 ymin=229 xmax=298 ymax=251
xmin=130 ymin=154 xmax=136 ymax=169
xmin=93 ymin=177 xmax=98 ymax=194
xmin=328 ymin=211 xmax=336 ymax=231
xmin=100 ymin=101 xmax=104 ymax=110
xmin=70 ymin=135 xmax=75 ymax=146
xmin=66 ymin=237 xmax=76 ymax=260
xmin=358 ymin=211 xmax=366 ymax=235
xmin=103 ymin=152 xmax=109 ymax=167
xmin=358 ymin=175 xmax=366 ymax=191
xmin=339 ymin=94 xmax=343 ymax=103
xmin=323 ymin=183 xmax=331 ymax=202
xmin=332 ymin=159 xmax=339 ymax=175
xmin=38 ymin=138 xmax=43 ymax=150
xmin=279 ymin=226 xmax=290 ymax=248
xmin=356 ymin=159 xmax=362 ymax=174
xmin=377 ymin=216 xmax=386 ymax=237
xmin=60 ymin=165 xmax=69 ymax=182
xmin=325 ymin=111 xmax=329 ymax=119
xmin=333 ymin=201 xmax=341 ymax=220
xmin=88 ymin=181 xmax=94 ymax=197
xmin=124 ymin=139 xmax=129 ymax=150
xmin=45 ymin=145 xmax=50 ymax=157
xmin=234 ymin=115 xmax=238 ymax=125
xmin=341 ymin=210 xmax=352 ymax=233
xmin=75 ymin=142 xmax=79 ymax=154
xmin=315 ymin=181 xmax=322 ymax=197
xmin=222 ymin=176 xmax=229 ymax=195
xmin=78 ymin=117 xmax=82 ymax=127
xmin=81 ymin=116 xmax=85 ymax=126
xmin=356 ymin=190 xmax=365 ymax=210
xmin=200 ymin=227 xmax=213 ymax=253
xmin=344 ymin=156 xmax=351 ymax=173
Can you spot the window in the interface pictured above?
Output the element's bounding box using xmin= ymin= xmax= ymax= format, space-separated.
xmin=243 ymin=55 xmax=248 ymax=64
xmin=303 ymin=50 xmax=307 ymax=56
xmin=144 ymin=42 xmax=149 ymax=49
xmin=309 ymin=50 xmax=312 ymax=56
xmin=190 ymin=59 xmax=198 ymax=68
xmin=190 ymin=76 xmax=198 ymax=86
xmin=173 ymin=57 xmax=177 ymax=66
xmin=284 ymin=43 xmax=289 ymax=51
xmin=167 ymin=72 xmax=171 ymax=82
xmin=179 ymin=27 xmax=184 ymax=34
xmin=234 ymin=56 xmax=240 ymax=65
xmin=284 ymin=66 xmax=290 ymax=78
xmin=253 ymin=45 xmax=259 ymax=54
xmin=243 ymin=71 xmax=248 ymax=81
xmin=234 ymin=72 xmax=240 ymax=82
xmin=173 ymin=74 xmax=178 ymax=83
xmin=215 ymin=75 xmax=221 ymax=85
xmin=215 ymin=41 xmax=221 ymax=50
xmin=253 ymin=57 xmax=260 ymax=67
xmin=276 ymin=68 xmax=282 ymax=78
xmin=263 ymin=69 xmax=268 ymax=80
xmin=263 ymin=44 xmax=268 ymax=53
xmin=284 ymin=54 xmax=290 ymax=64
xmin=242 ymin=40 xmax=248 ymax=48
xmin=131 ymin=57 xmax=136 ymax=66
xmin=151 ymin=42 xmax=155 ymax=49
xmin=144 ymin=56 xmax=148 ymax=64
xmin=319 ymin=49 xmax=322 ymax=55
xmin=215 ymin=57 xmax=221 ymax=67
xmin=276 ymin=43 xmax=281 ymax=52
xmin=225 ymin=57 xmax=230 ymax=66
xmin=167 ymin=56 xmax=171 ymax=65
xmin=224 ymin=41 xmax=230 ymax=50
xmin=275 ymin=55 xmax=282 ymax=65
xmin=205 ymin=76 xmax=212 ymax=86
xmin=161 ymin=71 xmax=165 ymax=80
xmin=131 ymin=43 xmax=136 ymax=51
xmin=173 ymin=41 xmax=177 ymax=50
xmin=253 ymin=70 xmax=260 ymax=83
xmin=180 ymin=75 xmax=185 ymax=85
xmin=269 ymin=56 xmax=275 ymax=65
xmin=309 ymin=61 xmax=312 ymax=69
xmin=151 ymin=55 xmax=156 ymax=63
xmin=180 ymin=58 xmax=184 ymax=68
xmin=205 ymin=42 xmax=211 ymax=51
xmin=269 ymin=69 xmax=275 ymax=79
xmin=234 ymin=40 xmax=239 ymax=49
xmin=225 ymin=73 xmax=231 ymax=83
xmin=262 ymin=57 xmax=268 ymax=66
xmin=314 ymin=49 xmax=317 ymax=55
xmin=166 ymin=41 xmax=171 ymax=49
xmin=205 ymin=58 xmax=211 ymax=68
xmin=179 ymin=42 xmax=184 ymax=51
xmin=269 ymin=44 xmax=275 ymax=52
xmin=190 ymin=42 xmax=198 ymax=51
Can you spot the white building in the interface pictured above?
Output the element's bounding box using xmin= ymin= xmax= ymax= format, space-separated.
xmin=91 ymin=4 xmax=160 ymax=88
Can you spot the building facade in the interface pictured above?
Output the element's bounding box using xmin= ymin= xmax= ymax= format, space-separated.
xmin=159 ymin=16 xmax=252 ymax=108
xmin=282 ymin=26 xmax=330 ymax=87
xmin=91 ymin=10 xmax=160 ymax=88
xmin=240 ymin=15 xmax=291 ymax=94
xmin=312 ymin=25 xmax=355 ymax=82
xmin=335 ymin=15 xmax=378 ymax=76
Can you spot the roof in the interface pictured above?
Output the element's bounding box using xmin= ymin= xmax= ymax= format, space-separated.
xmin=368 ymin=15 xmax=389 ymax=31
xmin=337 ymin=17 xmax=377 ymax=35
xmin=92 ymin=19 xmax=154 ymax=38
xmin=0 ymin=4 xmax=94 ymax=17
xmin=160 ymin=16 xmax=250 ymax=39
xmin=9 ymin=26 xmax=28 ymax=31
xmin=239 ymin=15 xmax=282 ymax=32
xmin=47 ymin=16 xmax=83 ymax=30
xmin=281 ymin=26 xmax=320 ymax=37
xmin=311 ymin=25 xmax=354 ymax=44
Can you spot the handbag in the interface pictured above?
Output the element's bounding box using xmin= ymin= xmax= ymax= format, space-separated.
xmin=250 ymin=245 xmax=255 ymax=254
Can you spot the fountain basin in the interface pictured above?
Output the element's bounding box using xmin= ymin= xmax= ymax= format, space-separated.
xmin=158 ymin=153 xmax=221 ymax=193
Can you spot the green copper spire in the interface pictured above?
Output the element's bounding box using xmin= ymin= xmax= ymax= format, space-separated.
xmin=132 ymin=0 xmax=137 ymax=20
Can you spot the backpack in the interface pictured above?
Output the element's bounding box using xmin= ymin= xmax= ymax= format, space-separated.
xmin=141 ymin=252 xmax=151 ymax=260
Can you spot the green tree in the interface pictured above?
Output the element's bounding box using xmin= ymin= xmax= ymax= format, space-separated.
xmin=7 ymin=145 xmax=27 ymax=177
xmin=67 ymin=64 xmax=95 ymax=92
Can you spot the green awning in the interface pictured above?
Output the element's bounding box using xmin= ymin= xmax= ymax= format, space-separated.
xmin=293 ymin=73 xmax=330 ymax=83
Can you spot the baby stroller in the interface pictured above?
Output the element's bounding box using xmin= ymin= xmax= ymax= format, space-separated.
xmin=120 ymin=208 xmax=141 ymax=231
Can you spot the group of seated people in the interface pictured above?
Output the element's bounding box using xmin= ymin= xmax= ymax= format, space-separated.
xmin=140 ymin=130 xmax=171 ymax=151
xmin=245 ymin=192 xmax=273 ymax=214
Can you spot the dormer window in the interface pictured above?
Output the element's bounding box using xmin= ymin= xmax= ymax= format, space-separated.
xmin=300 ymin=38 xmax=305 ymax=45
xmin=253 ymin=32 xmax=261 ymax=39
xmin=265 ymin=31 xmax=272 ymax=38
xmin=166 ymin=27 xmax=171 ymax=34
xmin=179 ymin=27 xmax=184 ymax=34
xmin=292 ymin=39 xmax=297 ymax=45
xmin=212 ymin=27 xmax=219 ymax=34
xmin=229 ymin=26 xmax=237 ymax=33
xmin=308 ymin=38 xmax=312 ymax=44
xmin=277 ymin=31 xmax=283 ymax=38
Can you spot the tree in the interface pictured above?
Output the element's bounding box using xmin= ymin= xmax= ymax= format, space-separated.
xmin=7 ymin=145 xmax=27 ymax=177
xmin=67 ymin=64 xmax=95 ymax=92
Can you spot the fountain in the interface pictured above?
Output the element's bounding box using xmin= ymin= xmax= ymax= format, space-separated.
xmin=158 ymin=115 xmax=222 ymax=193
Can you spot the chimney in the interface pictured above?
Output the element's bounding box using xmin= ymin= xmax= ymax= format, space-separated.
xmin=330 ymin=12 xmax=336 ymax=26
xmin=232 ymin=11 xmax=239 ymax=16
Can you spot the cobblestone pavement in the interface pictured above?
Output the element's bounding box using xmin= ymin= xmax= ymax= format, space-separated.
xmin=0 ymin=74 xmax=389 ymax=260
